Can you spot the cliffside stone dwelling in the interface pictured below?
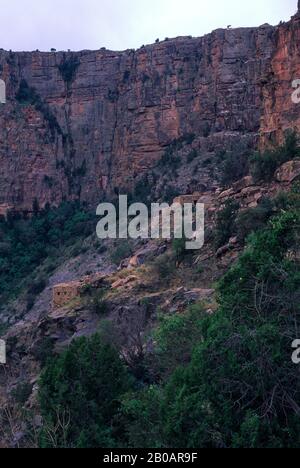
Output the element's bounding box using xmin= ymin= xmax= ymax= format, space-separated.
xmin=52 ymin=281 xmax=82 ymax=308
xmin=52 ymin=273 xmax=106 ymax=309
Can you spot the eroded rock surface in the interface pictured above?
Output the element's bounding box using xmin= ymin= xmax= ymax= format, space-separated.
xmin=1 ymin=14 xmax=299 ymax=212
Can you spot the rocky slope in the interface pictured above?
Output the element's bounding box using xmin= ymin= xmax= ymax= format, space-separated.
xmin=0 ymin=5 xmax=299 ymax=213
xmin=1 ymin=151 xmax=299 ymax=446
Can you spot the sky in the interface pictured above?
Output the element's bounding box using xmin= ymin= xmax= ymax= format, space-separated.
xmin=0 ymin=0 xmax=297 ymax=52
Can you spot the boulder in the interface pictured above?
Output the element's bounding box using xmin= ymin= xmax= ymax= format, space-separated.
xmin=240 ymin=186 xmax=262 ymax=197
xmin=275 ymin=160 xmax=300 ymax=183
xmin=162 ymin=287 xmax=215 ymax=313
xmin=232 ymin=176 xmax=254 ymax=193
xmin=216 ymin=236 xmax=239 ymax=257
xmin=218 ymin=188 xmax=235 ymax=200
xmin=128 ymin=243 xmax=167 ymax=268
xmin=112 ymin=275 xmax=138 ymax=289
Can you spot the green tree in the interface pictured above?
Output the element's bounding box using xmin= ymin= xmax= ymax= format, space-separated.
xmin=39 ymin=335 xmax=132 ymax=448
xmin=214 ymin=199 xmax=239 ymax=249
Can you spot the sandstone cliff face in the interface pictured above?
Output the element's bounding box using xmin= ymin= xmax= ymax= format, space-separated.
xmin=260 ymin=11 xmax=300 ymax=148
xmin=0 ymin=13 xmax=299 ymax=212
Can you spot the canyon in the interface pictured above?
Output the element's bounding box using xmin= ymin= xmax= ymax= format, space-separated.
xmin=0 ymin=4 xmax=300 ymax=448
xmin=0 ymin=6 xmax=299 ymax=214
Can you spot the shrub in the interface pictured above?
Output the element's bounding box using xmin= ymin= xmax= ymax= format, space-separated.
xmin=152 ymin=253 xmax=175 ymax=281
xmin=172 ymin=237 xmax=187 ymax=263
xmin=58 ymin=56 xmax=80 ymax=83
xmin=26 ymin=293 xmax=36 ymax=311
xmin=43 ymin=175 xmax=54 ymax=188
xmin=236 ymin=197 xmax=274 ymax=243
xmin=39 ymin=335 xmax=132 ymax=448
xmin=291 ymin=180 xmax=300 ymax=194
xmin=158 ymin=135 xmax=195 ymax=169
xmin=250 ymin=131 xmax=300 ymax=182
xmin=187 ymin=149 xmax=198 ymax=163
xmin=28 ymin=276 xmax=47 ymax=295
xmin=12 ymin=382 xmax=33 ymax=405
xmin=108 ymin=89 xmax=119 ymax=102
xmin=214 ymin=199 xmax=239 ymax=249
xmin=16 ymin=79 xmax=38 ymax=105
xmin=123 ymin=70 xmax=130 ymax=82
xmin=31 ymin=337 xmax=55 ymax=366
xmin=159 ymin=147 xmax=181 ymax=169
xmin=250 ymin=150 xmax=279 ymax=182
xmin=220 ymin=148 xmax=250 ymax=187
xmin=0 ymin=323 xmax=9 ymax=337
xmin=110 ymin=242 xmax=133 ymax=265
xmin=195 ymin=264 xmax=204 ymax=274
xmin=163 ymin=185 xmax=179 ymax=204
xmin=91 ymin=289 xmax=108 ymax=316
xmin=152 ymin=304 xmax=206 ymax=378
xmin=183 ymin=133 xmax=196 ymax=145
xmin=133 ymin=175 xmax=153 ymax=205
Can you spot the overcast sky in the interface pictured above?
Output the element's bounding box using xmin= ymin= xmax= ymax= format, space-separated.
xmin=0 ymin=0 xmax=297 ymax=52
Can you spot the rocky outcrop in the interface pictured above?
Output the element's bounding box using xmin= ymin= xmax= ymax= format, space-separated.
xmin=275 ymin=159 xmax=300 ymax=183
xmin=1 ymin=14 xmax=299 ymax=212
xmin=173 ymin=193 xmax=203 ymax=205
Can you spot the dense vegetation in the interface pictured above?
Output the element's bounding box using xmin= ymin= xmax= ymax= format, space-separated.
xmin=218 ymin=132 xmax=300 ymax=187
xmin=214 ymin=199 xmax=239 ymax=248
xmin=219 ymin=146 xmax=250 ymax=187
xmin=58 ymin=55 xmax=80 ymax=83
xmin=250 ymin=131 xmax=300 ymax=182
xmin=123 ymin=192 xmax=300 ymax=448
xmin=39 ymin=335 xmax=132 ymax=448
xmin=0 ymin=202 xmax=94 ymax=303
xmin=39 ymin=186 xmax=300 ymax=448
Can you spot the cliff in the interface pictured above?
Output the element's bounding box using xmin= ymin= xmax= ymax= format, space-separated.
xmin=0 ymin=11 xmax=299 ymax=212
xmin=260 ymin=10 xmax=300 ymax=147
